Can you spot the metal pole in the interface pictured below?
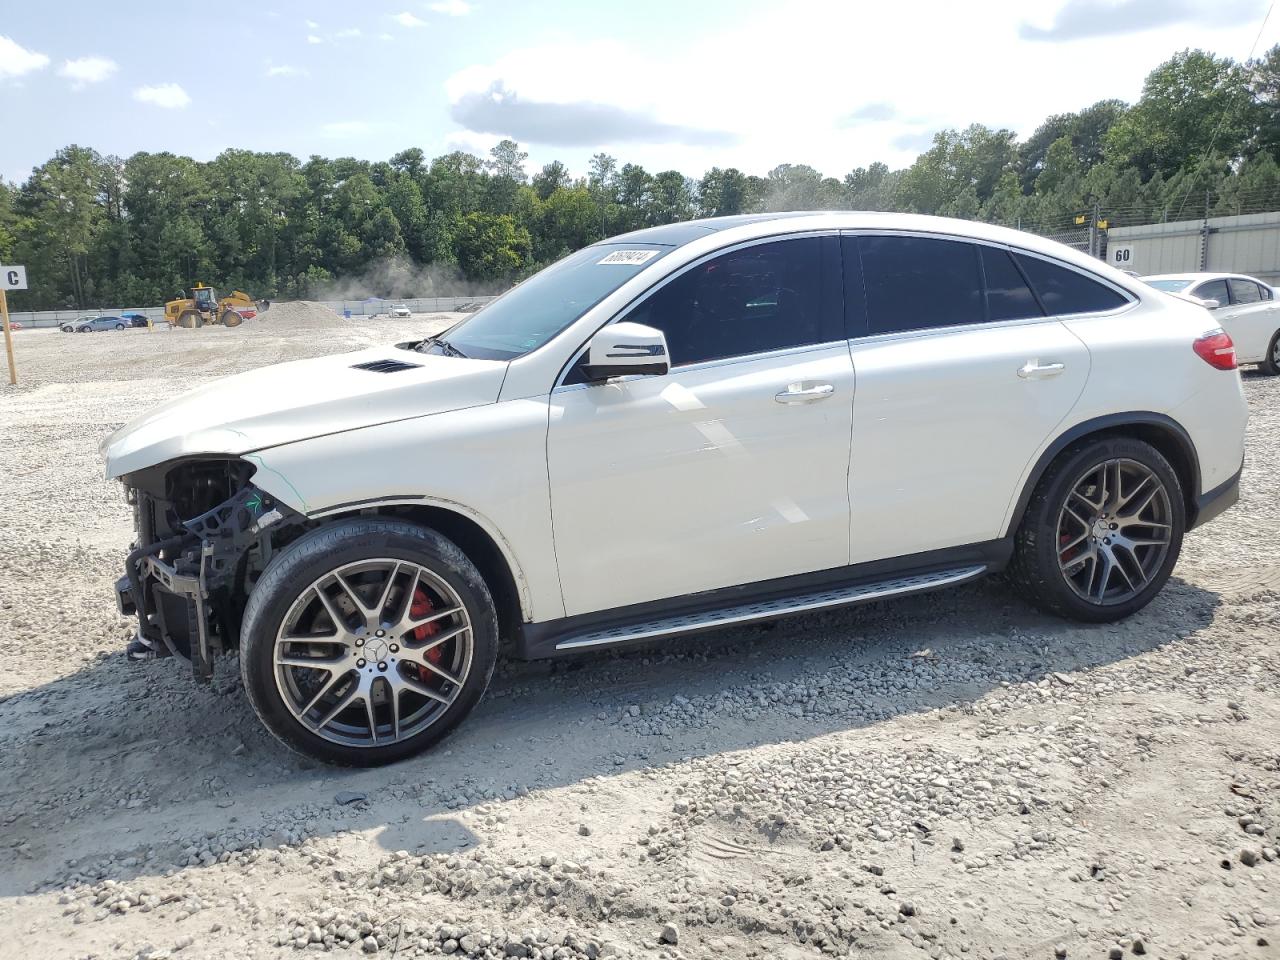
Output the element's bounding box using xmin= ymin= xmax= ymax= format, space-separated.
xmin=1 ymin=289 xmax=16 ymax=385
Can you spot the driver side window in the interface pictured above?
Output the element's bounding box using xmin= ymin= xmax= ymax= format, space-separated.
xmin=618 ymin=236 xmax=840 ymax=367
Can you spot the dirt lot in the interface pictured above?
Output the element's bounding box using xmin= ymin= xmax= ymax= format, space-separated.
xmin=0 ymin=303 xmax=1278 ymax=960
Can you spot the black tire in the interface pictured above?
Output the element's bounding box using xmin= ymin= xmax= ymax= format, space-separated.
xmin=221 ymin=310 xmax=243 ymax=328
xmin=1260 ymin=330 xmax=1280 ymax=376
xmin=1008 ymin=436 xmax=1185 ymax=622
xmin=239 ymin=518 xmax=498 ymax=766
xmin=114 ymin=322 xmax=125 ymax=330
xmin=177 ymin=310 xmax=202 ymax=329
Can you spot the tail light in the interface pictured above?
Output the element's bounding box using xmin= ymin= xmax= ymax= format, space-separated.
xmin=1193 ymin=330 xmax=1236 ymax=370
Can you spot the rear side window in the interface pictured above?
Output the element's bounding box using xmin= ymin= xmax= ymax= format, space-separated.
xmin=981 ymin=247 xmax=1043 ymax=322
xmin=857 ymin=235 xmax=983 ymax=334
xmin=1015 ymin=253 xmax=1128 ymax=316
xmin=1229 ymin=278 xmax=1262 ymax=304
xmin=1192 ymin=278 xmax=1229 ymax=305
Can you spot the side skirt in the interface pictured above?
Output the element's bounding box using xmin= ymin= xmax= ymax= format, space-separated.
xmin=516 ymin=539 xmax=1011 ymax=659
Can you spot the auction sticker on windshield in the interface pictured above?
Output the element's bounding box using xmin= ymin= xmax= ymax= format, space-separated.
xmin=598 ymin=250 xmax=660 ymax=265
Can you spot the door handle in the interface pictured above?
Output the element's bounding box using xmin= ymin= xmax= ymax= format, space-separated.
xmin=774 ymin=382 xmax=835 ymax=403
xmin=1017 ymin=360 xmax=1066 ymax=380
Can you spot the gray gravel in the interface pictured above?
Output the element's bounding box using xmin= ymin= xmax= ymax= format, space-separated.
xmin=0 ymin=306 xmax=1278 ymax=958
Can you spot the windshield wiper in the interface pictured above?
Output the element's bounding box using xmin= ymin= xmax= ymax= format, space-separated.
xmin=414 ymin=336 xmax=469 ymax=358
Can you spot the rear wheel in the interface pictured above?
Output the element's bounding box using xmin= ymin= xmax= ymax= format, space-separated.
xmin=240 ymin=518 xmax=498 ymax=766
xmin=177 ymin=310 xmax=202 ymax=329
xmin=1260 ymin=330 xmax=1280 ymax=376
xmin=1008 ymin=436 xmax=1184 ymax=622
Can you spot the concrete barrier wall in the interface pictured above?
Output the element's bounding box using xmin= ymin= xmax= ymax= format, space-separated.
xmin=6 ymin=296 xmax=498 ymax=329
xmin=318 ymin=296 xmax=497 ymax=316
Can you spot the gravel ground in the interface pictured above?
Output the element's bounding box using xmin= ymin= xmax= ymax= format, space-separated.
xmin=0 ymin=304 xmax=1278 ymax=960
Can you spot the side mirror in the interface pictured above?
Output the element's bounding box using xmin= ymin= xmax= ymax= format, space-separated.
xmin=1201 ymin=298 xmax=1221 ymax=309
xmin=582 ymin=321 xmax=670 ymax=381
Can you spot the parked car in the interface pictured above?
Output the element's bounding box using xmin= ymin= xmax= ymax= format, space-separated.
xmin=102 ymin=212 xmax=1247 ymax=765
xmin=122 ymin=312 xmax=150 ymax=328
xmin=1144 ymin=272 xmax=1280 ymax=374
xmin=390 ymin=304 xmax=412 ymax=318
xmin=61 ymin=315 xmax=129 ymax=333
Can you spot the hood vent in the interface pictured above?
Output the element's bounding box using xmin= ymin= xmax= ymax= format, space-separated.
xmin=350 ymin=359 xmax=423 ymax=374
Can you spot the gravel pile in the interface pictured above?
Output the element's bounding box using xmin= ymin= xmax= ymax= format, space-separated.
xmin=1 ymin=324 xmax=1278 ymax=959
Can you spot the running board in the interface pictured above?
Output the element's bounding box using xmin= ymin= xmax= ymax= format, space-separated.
xmin=553 ymin=564 xmax=987 ymax=651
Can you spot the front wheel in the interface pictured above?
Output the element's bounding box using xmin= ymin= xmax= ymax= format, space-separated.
xmin=239 ymin=518 xmax=498 ymax=766
xmin=1260 ymin=330 xmax=1280 ymax=376
xmin=1008 ymin=437 xmax=1185 ymax=622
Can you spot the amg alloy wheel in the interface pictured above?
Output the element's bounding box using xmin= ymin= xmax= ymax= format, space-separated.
xmin=1009 ymin=436 xmax=1185 ymax=622
xmin=272 ymin=558 xmax=474 ymax=748
xmin=1055 ymin=458 xmax=1172 ymax=606
xmin=240 ymin=519 xmax=498 ymax=765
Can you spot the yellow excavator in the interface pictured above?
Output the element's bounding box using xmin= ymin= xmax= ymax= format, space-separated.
xmin=164 ymin=283 xmax=267 ymax=328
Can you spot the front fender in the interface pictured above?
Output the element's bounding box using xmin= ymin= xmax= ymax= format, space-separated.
xmin=245 ymin=398 xmax=561 ymax=623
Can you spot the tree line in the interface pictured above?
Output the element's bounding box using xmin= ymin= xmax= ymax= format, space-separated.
xmin=1 ymin=45 xmax=1278 ymax=311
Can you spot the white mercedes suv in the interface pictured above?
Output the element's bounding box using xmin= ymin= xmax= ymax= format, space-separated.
xmin=102 ymin=212 xmax=1248 ymax=765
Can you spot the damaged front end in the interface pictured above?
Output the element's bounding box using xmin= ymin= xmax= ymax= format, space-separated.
xmin=115 ymin=459 xmax=305 ymax=681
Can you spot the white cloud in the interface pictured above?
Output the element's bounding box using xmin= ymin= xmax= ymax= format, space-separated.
xmin=444 ymin=1 xmax=1276 ymax=177
xmin=58 ymin=55 xmax=118 ymax=88
xmin=266 ymin=63 xmax=308 ymax=78
xmin=133 ymin=83 xmax=191 ymax=109
xmin=394 ymin=11 xmax=427 ymax=27
xmin=379 ymin=32 xmax=395 ymax=41
xmin=429 ymin=0 xmax=472 ymax=15
xmin=0 ymin=35 xmax=50 ymax=80
xmin=335 ymin=27 xmax=363 ymax=39
xmin=307 ymin=34 xmax=323 ymax=44
xmin=321 ymin=120 xmax=372 ymax=137
xmin=306 ymin=19 xmax=319 ymax=29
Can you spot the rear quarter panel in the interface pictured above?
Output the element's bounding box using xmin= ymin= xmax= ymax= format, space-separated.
xmin=1056 ymin=297 xmax=1246 ymax=497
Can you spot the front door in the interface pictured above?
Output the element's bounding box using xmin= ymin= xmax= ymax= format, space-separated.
xmin=546 ymin=235 xmax=854 ymax=617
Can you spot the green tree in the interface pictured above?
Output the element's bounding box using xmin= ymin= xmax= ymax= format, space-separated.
xmin=453 ymin=212 xmax=532 ymax=281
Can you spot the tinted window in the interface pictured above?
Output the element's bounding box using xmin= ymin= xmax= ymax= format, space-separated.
xmin=858 ymin=235 xmax=983 ymax=334
xmin=443 ymin=243 xmax=671 ymax=361
xmin=1229 ymin=278 xmax=1261 ymax=304
xmin=1192 ymin=279 xmax=1229 ymax=305
xmin=618 ymin=237 xmax=836 ymax=366
xmin=982 ymin=247 xmax=1043 ymax=321
xmin=1015 ymin=254 xmax=1128 ymax=315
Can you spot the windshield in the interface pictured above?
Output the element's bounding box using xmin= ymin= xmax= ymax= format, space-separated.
xmin=1145 ymin=278 xmax=1193 ymax=292
xmin=436 ymin=243 xmax=671 ymax=360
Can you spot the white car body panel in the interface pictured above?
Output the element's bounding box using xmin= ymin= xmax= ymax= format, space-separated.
xmin=249 ymin=398 xmax=561 ymax=622
xmin=547 ymin=343 xmax=855 ymax=616
xmin=103 ymin=347 xmax=507 ymax=480
xmin=846 ymin=317 xmax=1090 ymax=564
xmin=1144 ymin=272 xmax=1280 ymax=364
xmin=102 ymin=212 xmax=1251 ymax=634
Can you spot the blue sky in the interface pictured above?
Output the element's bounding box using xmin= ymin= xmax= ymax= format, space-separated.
xmin=0 ymin=0 xmax=1275 ymax=185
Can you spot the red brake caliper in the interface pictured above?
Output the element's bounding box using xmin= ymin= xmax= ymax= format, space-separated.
xmin=409 ymin=587 xmax=444 ymax=682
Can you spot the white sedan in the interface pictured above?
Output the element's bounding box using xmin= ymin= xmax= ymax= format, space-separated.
xmin=1144 ymin=272 xmax=1280 ymax=374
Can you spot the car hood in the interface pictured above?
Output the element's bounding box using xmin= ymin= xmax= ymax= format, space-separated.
xmin=103 ymin=346 xmax=508 ymax=480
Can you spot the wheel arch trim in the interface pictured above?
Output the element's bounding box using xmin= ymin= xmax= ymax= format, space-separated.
xmin=1003 ymin=411 xmax=1202 ymax=537
xmin=304 ymin=494 xmax=534 ymax=622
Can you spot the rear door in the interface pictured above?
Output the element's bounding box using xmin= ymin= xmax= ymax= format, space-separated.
xmin=842 ymin=234 xmax=1102 ymax=564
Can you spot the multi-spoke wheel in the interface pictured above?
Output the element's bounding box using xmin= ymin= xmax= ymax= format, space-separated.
xmin=240 ymin=519 xmax=498 ymax=766
xmin=1056 ymin=458 xmax=1173 ymax=606
xmin=1009 ymin=437 xmax=1185 ymax=622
